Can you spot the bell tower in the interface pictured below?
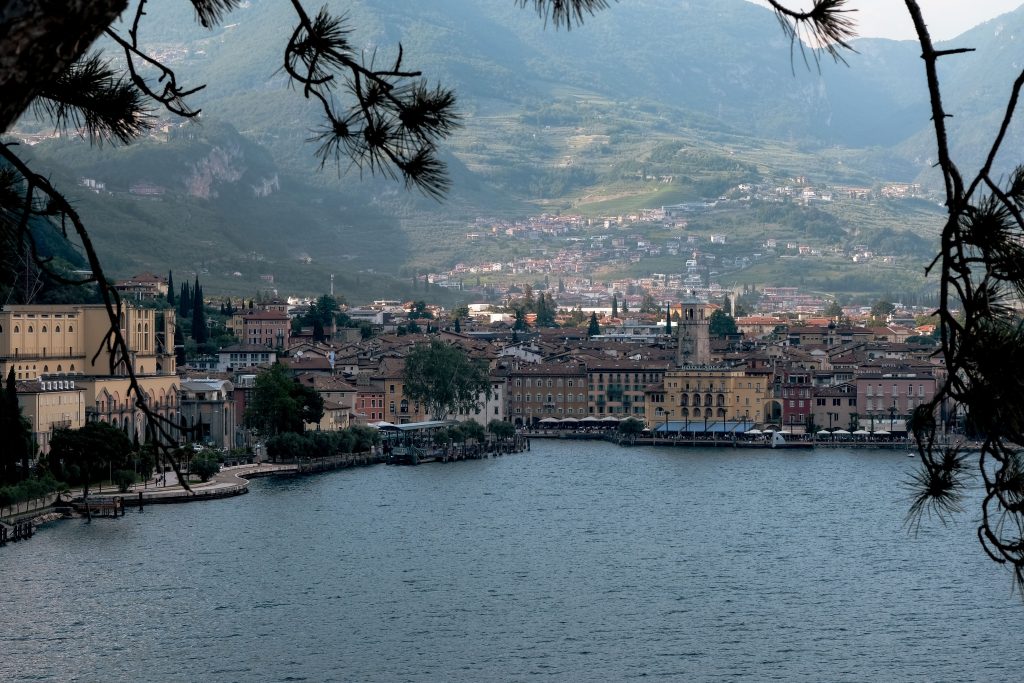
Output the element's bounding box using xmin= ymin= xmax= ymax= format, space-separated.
xmin=676 ymin=299 xmax=710 ymax=366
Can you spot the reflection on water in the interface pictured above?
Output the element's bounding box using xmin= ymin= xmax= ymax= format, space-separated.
xmin=0 ymin=441 xmax=1018 ymax=682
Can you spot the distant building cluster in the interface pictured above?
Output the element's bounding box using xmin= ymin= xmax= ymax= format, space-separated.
xmin=3 ymin=277 xmax=948 ymax=460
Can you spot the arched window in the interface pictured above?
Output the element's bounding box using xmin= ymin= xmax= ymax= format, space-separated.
xmin=27 ymin=326 xmax=33 ymax=333
xmin=693 ymin=394 xmax=701 ymax=407
xmin=41 ymin=325 xmax=47 ymax=333
xmin=43 ymin=365 xmax=48 ymax=372
xmin=717 ymin=409 xmax=726 ymax=418
xmin=681 ymin=407 xmax=689 ymax=417
xmin=70 ymin=364 xmax=76 ymax=372
xmin=137 ymin=322 xmax=142 ymax=333
xmin=56 ymin=365 xmax=62 ymax=372
xmin=14 ymin=325 xmax=19 ymax=333
xmin=55 ymin=325 xmax=60 ymax=333
xmin=68 ymin=325 xmax=73 ymax=332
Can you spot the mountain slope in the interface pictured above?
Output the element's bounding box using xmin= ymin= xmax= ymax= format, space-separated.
xmin=12 ymin=0 xmax=1024 ymax=295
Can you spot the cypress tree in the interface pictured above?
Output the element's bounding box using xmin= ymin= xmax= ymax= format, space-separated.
xmin=665 ymin=304 xmax=672 ymax=335
xmin=611 ymin=295 xmax=618 ymax=319
xmin=167 ymin=270 xmax=175 ymax=305
xmin=1 ymin=367 xmax=16 ymax=482
xmin=587 ymin=312 xmax=601 ymax=337
xmin=192 ymin=284 xmax=208 ymax=343
xmin=454 ymin=317 xmax=461 ymax=333
xmin=3 ymin=367 xmax=31 ymax=482
xmin=179 ymin=282 xmax=190 ymax=318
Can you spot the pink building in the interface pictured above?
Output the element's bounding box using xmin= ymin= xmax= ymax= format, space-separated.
xmin=242 ymin=310 xmax=290 ymax=349
xmin=855 ymin=364 xmax=938 ymax=432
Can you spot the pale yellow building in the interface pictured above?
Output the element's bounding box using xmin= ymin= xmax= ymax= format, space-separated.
xmin=15 ymin=378 xmax=87 ymax=455
xmin=646 ymin=365 xmax=767 ymax=427
xmin=0 ymin=304 xmax=180 ymax=446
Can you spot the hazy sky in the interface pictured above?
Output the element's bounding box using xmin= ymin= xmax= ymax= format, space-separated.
xmin=748 ymin=1 xmax=1023 ymax=40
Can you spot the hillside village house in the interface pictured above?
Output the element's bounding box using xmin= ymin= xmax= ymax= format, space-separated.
xmin=113 ymin=272 xmax=168 ymax=301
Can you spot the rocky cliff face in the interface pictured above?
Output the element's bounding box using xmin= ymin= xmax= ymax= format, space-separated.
xmin=185 ymin=143 xmax=247 ymax=199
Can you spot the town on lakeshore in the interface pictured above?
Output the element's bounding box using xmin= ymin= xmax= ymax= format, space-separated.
xmin=1 ymin=261 xmax=950 ymax=527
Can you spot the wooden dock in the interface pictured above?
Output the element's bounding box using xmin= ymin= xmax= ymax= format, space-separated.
xmin=0 ymin=520 xmax=34 ymax=544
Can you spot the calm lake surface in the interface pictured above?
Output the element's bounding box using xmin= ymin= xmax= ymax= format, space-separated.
xmin=2 ymin=441 xmax=1021 ymax=682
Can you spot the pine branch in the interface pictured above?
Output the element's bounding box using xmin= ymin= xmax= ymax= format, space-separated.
xmin=189 ymin=0 xmax=242 ymax=28
xmin=33 ymin=53 xmax=151 ymax=144
xmin=766 ymin=0 xmax=858 ymax=67
xmin=515 ymin=0 xmax=612 ymax=30
xmin=285 ymin=1 xmax=460 ymax=199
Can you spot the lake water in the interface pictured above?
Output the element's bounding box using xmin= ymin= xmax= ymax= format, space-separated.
xmin=2 ymin=441 xmax=1021 ymax=682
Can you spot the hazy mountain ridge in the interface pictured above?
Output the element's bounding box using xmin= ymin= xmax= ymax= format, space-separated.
xmin=14 ymin=0 xmax=1024 ymax=294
